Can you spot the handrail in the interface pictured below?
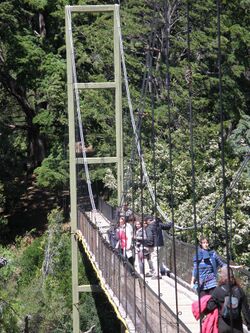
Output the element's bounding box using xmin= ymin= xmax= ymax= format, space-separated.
xmin=78 ymin=208 xmax=191 ymax=333
xmin=97 ymin=197 xmax=250 ymax=304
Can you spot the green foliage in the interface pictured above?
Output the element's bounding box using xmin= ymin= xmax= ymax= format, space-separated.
xmin=0 ymin=0 xmax=67 ymax=202
xmin=18 ymin=237 xmax=43 ymax=286
xmin=34 ymin=147 xmax=68 ymax=191
xmin=229 ymin=114 xmax=250 ymax=156
xmin=18 ymin=209 xmax=73 ymax=332
xmin=0 ymin=208 xmax=121 ymax=332
xmin=0 ymin=245 xmax=21 ymax=332
xmin=0 ymin=246 xmax=18 ymax=283
xmin=0 ymin=182 xmax=6 ymax=224
xmin=104 ymin=0 xmax=250 ymax=265
xmin=23 ymin=0 xmax=48 ymax=11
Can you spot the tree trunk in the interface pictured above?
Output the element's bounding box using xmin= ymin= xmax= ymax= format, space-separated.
xmin=0 ymin=65 xmax=46 ymax=170
xmin=24 ymin=315 xmax=29 ymax=333
xmin=27 ymin=120 xmax=46 ymax=170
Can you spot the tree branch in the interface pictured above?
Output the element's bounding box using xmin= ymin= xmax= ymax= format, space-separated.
xmin=0 ymin=58 xmax=35 ymax=119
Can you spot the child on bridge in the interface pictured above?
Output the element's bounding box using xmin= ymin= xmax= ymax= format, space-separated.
xmin=190 ymin=235 xmax=225 ymax=297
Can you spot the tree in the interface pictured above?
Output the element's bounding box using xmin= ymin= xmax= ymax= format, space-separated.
xmin=0 ymin=0 xmax=67 ymax=171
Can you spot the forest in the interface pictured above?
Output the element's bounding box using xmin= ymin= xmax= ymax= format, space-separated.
xmin=0 ymin=0 xmax=249 ymax=332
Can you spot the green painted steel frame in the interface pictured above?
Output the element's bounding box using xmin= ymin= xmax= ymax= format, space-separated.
xmin=66 ymin=5 xmax=123 ymax=333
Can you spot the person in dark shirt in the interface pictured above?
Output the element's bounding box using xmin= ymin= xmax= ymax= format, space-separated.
xmin=144 ymin=216 xmax=172 ymax=279
xmin=206 ymin=266 xmax=250 ymax=333
xmin=116 ymin=202 xmax=133 ymax=223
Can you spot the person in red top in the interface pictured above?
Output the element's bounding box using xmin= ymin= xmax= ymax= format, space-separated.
xmin=116 ymin=216 xmax=134 ymax=269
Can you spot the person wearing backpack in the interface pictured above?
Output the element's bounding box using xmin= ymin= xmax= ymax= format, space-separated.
xmin=206 ymin=266 xmax=250 ymax=333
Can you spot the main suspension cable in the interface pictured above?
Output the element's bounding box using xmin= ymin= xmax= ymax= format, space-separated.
xmin=122 ymin=26 xmax=156 ymax=209
xmin=217 ymin=1 xmax=234 ymax=331
xmin=186 ymin=2 xmax=202 ymax=331
xmin=115 ymin=4 xmax=249 ymax=233
xmin=115 ymin=6 xmax=173 ymax=226
xmin=163 ymin=1 xmax=182 ymax=328
xmin=148 ymin=50 xmax=163 ymax=333
xmin=182 ymin=151 xmax=250 ymax=231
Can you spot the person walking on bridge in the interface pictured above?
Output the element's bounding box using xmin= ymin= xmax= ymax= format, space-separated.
xmin=206 ymin=266 xmax=250 ymax=333
xmin=116 ymin=216 xmax=134 ymax=268
xmin=191 ymin=236 xmax=225 ymax=297
xmin=133 ymin=220 xmax=148 ymax=275
xmin=144 ymin=216 xmax=172 ymax=279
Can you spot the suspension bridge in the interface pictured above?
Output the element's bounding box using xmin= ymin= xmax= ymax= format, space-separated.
xmin=66 ymin=4 xmax=250 ymax=333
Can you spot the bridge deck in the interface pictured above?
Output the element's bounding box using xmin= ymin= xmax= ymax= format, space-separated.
xmin=148 ymin=275 xmax=199 ymax=332
xmin=87 ymin=211 xmax=200 ymax=332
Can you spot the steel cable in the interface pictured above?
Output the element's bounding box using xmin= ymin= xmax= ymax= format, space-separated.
xmin=115 ymin=6 xmax=249 ymax=233
xmin=66 ymin=8 xmax=96 ymax=213
xmin=163 ymin=1 xmax=181 ymax=330
xmin=216 ymin=1 xmax=234 ymax=331
xmin=115 ymin=6 xmax=173 ymax=226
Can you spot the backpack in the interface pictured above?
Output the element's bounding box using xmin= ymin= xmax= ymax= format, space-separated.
xmin=221 ymin=286 xmax=240 ymax=320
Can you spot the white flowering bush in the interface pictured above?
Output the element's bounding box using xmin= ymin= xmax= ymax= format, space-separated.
xmin=106 ymin=115 xmax=249 ymax=266
xmin=103 ymin=168 xmax=117 ymax=191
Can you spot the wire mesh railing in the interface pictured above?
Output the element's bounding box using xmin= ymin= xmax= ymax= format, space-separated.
xmin=96 ymin=197 xmax=250 ymax=304
xmin=97 ymin=198 xmax=117 ymax=224
xmin=163 ymin=234 xmax=250 ymax=303
xmin=78 ymin=208 xmax=190 ymax=333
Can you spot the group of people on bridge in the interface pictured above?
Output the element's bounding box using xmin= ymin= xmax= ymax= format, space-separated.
xmin=191 ymin=235 xmax=250 ymax=333
xmin=107 ymin=204 xmax=250 ymax=333
xmin=107 ymin=203 xmax=172 ymax=279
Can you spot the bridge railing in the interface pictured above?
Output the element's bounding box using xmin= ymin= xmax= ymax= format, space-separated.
xmin=96 ymin=197 xmax=250 ymax=303
xmin=163 ymin=235 xmax=250 ymax=302
xmin=78 ymin=208 xmax=191 ymax=333
xmin=97 ymin=197 xmax=117 ymax=224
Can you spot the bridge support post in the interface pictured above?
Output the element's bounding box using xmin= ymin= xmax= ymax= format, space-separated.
xmin=66 ymin=7 xmax=79 ymax=332
xmin=66 ymin=4 xmax=123 ymax=333
xmin=114 ymin=4 xmax=123 ymax=205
